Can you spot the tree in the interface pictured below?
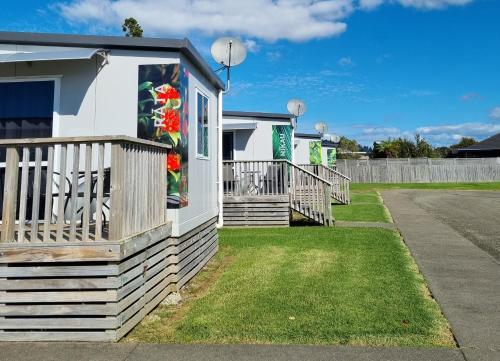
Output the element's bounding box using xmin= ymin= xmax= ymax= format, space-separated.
xmin=122 ymin=18 xmax=143 ymax=37
xmin=395 ymin=138 xmax=416 ymax=158
xmin=414 ymin=134 xmax=435 ymax=158
xmin=373 ymin=139 xmax=400 ymax=158
xmin=337 ymin=136 xmax=361 ymax=159
xmin=338 ymin=136 xmax=360 ymax=152
xmin=450 ymin=137 xmax=477 ymax=150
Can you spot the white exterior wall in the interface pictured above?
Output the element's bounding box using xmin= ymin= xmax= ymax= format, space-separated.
xmin=222 ymin=116 xmax=292 ymax=161
xmin=0 ymin=44 xmax=220 ymax=237
xmin=294 ymin=137 xmax=313 ymax=165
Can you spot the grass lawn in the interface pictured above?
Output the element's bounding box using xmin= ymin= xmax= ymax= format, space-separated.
xmin=125 ymin=227 xmax=454 ymax=347
xmin=333 ymin=191 xmax=392 ymax=223
xmin=351 ymin=182 xmax=500 ymax=192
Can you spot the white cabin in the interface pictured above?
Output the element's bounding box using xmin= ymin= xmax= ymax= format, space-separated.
xmin=294 ymin=133 xmax=338 ymax=168
xmin=0 ymin=31 xmax=223 ymax=341
xmin=222 ymin=111 xmax=294 ymax=162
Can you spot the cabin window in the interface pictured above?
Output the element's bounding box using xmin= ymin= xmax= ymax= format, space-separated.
xmin=0 ymin=80 xmax=54 ymax=160
xmin=196 ymin=91 xmax=209 ymax=158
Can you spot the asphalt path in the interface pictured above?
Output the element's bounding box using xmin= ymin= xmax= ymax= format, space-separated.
xmin=383 ymin=190 xmax=500 ymax=361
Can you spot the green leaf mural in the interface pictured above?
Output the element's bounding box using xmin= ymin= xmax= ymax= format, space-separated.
xmin=327 ymin=148 xmax=337 ymax=168
xmin=272 ymin=125 xmax=292 ymax=161
xmin=309 ymin=141 xmax=322 ymax=165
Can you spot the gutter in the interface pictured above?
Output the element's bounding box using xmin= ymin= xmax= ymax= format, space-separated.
xmin=217 ymin=89 xmax=224 ymax=228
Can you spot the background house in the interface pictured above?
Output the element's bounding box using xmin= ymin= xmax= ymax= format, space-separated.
xmin=222 ymin=111 xmax=294 ymax=162
xmin=457 ymin=133 xmax=500 ymax=158
xmin=294 ymin=133 xmax=338 ymax=168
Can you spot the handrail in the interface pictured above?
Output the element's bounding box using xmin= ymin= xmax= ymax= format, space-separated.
xmin=0 ymin=135 xmax=171 ymax=150
xmin=0 ymin=136 xmax=168 ymax=243
xmin=298 ymin=164 xmax=351 ymax=204
xmin=298 ymin=163 xmax=351 ymax=181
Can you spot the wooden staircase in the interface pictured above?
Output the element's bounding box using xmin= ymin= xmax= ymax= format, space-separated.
xmin=298 ymin=164 xmax=351 ymax=204
xmin=288 ymin=162 xmax=333 ymax=226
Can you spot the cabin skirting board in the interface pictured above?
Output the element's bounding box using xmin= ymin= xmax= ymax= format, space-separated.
xmin=223 ymin=196 xmax=290 ymax=227
xmin=0 ymin=218 xmax=218 ymax=342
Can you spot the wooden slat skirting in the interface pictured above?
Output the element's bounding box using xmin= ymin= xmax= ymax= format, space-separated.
xmin=0 ymin=217 xmax=218 ymax=342
xmin=223 ymin=197 xmax=290 ymax=227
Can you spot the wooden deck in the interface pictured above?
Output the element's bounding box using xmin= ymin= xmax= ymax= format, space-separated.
xmin=222 ymin=160 xmax=334 ymax=226
xmin=0 ymin=136 xmax=218 ymax=342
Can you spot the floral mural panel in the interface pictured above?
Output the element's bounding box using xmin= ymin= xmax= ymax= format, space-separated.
xmin=309 ymin=141 xmax=322 ymax=165
xmin=327 ymin=148 xmax=337 ymax=168
xmin=137 ymin=64 xmax=189 ymax=209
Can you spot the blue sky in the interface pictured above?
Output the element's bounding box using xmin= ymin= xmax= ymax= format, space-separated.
xmin=1 ymin=0 xmax=499 ymax=146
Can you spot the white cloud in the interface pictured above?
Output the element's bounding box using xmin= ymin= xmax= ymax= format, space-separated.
xmin=244 ymin=39 xmax=260 ymax=53
xmin=350 ymin=121 xmax=499 ymax=146
xmin=56 ymin=0 xmax=476 ymax=42
xmin=338 ymin=57 xmax=354 ymax=67
xmin=396 ymin=0 xmax=473 ymax=10
xmin=266 ymin=51 xmax=282 ymax=62
xmin=460 ymin=92 xmax=480 ymax=102
xmin=57 ymin=0 xmax=352 ymax=42
xmin=417 ymin=122 xmax=500 ymax=144
xmin=360 ymin=0 xmax=385 ymax=10
xmin=490 ymin=107 xmax=500 ymax=120
xmin=360 ymin=0 xmax=473 ymax=10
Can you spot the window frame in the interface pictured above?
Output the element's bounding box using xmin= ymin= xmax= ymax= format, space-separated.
xmin=195 ymin=89 xmax=210 ymax=160
xmin=0 ymin=75 xmax=62 ymax=138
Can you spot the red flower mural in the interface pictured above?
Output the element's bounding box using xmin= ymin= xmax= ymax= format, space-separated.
xmin=167 ymin=153 xmax=181 ymax=172
xmin=157 ymin=85 xmax=180 ymax=105
xmin=162 ymin=108 xmax=180 ymax=132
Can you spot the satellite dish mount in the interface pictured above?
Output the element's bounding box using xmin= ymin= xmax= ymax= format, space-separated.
xmin=211 ymin=37 xmax=247 ymax=93
xmin=287 ymin=99 xmax=307 ymax=128
xmin=314 ymin=122 xmax=328 ymax=137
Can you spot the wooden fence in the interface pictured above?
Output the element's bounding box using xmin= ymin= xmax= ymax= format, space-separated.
xmin=335 ymin=158 xmax=500 ymax=183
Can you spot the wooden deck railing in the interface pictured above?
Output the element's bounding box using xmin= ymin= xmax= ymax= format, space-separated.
xmin=299 ymin=164 xmax=351 ymax=204
xmin=0 ymin=136 xmax=170 ymax=243
xmin=223 ymin=160 xmax=333 ymax=226
xmin=222 ymin=160 xmax=289 ymax=197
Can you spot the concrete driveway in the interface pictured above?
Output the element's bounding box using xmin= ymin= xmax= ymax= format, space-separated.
xmin=407 ymin=190 xmax=500 ymax=261
xmin=382 ymin=190 xmax=500 ymax=361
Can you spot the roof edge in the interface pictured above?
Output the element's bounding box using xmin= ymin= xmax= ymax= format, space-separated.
xmin=0 ymin=31 xmax=224 ymax=90
xmin=295 ymin=132 xmax=322 ymax=139
xmin=223 ymin=110 xmax=293 ymax=120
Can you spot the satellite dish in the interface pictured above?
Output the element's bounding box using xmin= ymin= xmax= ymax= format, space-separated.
xmin=287 ymin=99 xmax=307 ymax=117
xmin=330 ymin=134 xmax=341 ymax=143
xmin=211 ymin=37 xmax=247 ymax=67
xmin=211 ymin=37 xmax=247 ymax=92
xmin=314 ymin=122 xmax=328 ymax=135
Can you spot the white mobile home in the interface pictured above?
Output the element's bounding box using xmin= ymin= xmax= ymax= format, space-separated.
xmin=294 ymin=132 xmax=338 ymax=168
xmin=222 ymin=111 xmax=294 ymax=161
xmin=0 ymin=31 xmax=223 ymax=341
xmin=221 ymin=111 xmax=341 ymax=227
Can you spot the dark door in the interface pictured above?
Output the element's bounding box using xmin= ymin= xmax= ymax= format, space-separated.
xmin=223 ymin=131 xmax=234 ymax=160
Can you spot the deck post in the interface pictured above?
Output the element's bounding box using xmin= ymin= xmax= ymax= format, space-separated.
xmin=1 ymin=147 xmax=20 ymax=242
xmin=325 ymin=183 xmax=333 ymax=226
xmin=109 ymin=142 xmax=125 ymax=240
